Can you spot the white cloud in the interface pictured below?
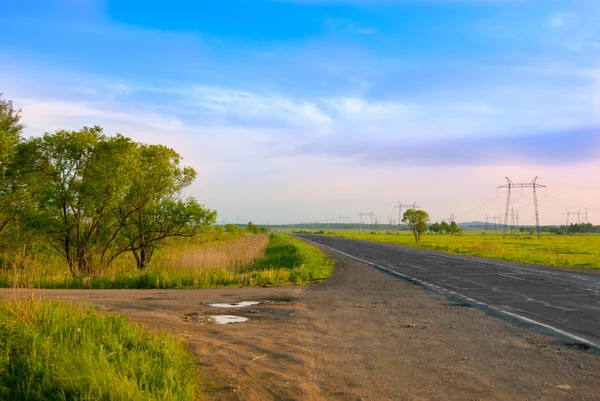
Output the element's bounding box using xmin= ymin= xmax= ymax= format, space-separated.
xmin=187 ymin=86 xmax=334 ymax=127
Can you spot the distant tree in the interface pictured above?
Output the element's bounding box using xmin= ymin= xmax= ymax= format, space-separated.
xmin=450 ymin=221 xmax=459 ymax=234
xmin=429 ymin=222 xmax=442 ymax=234
xmin=224 ymin=224 xmax=243 ymax=235
xmin=403 ymin=209 xmax=430 ymax=243
xmin=247 ymin=221 xmax=262 ymax=234
xmin=440 ymin=221 xmax=450 ymax=234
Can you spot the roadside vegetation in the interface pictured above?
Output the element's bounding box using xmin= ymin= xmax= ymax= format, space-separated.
xmin=0 ymin=94 xmax=336 ymax=288
xmin=0 ymin=232 xmax=333 ymax=288
xmin=0 ymin=298 xmax=199 ymax=400
xmin=311 ymin=230 xmax=600 ymax=269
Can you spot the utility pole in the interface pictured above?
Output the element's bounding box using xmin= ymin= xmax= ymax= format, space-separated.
xmin=498 ymin=177 xmax=546 ymax=238
xmin=358 ymin=212 xmax=365 ymax=233
xmin=564 ymin=210 xmax=570 ymax=226
xmin=510 ymin=208 xmax=515 ymax=235
xmin=485 ymin=215 xmax=489 ymax=232
xmin=394 ymin=201 xmax=420 ymax=232
xmin=368 ymin=212 xmax=375 ymax=231
xmin=516 ymin=210 xmax=519 ymax=234
xmin=585 ymin=209 xmax=590 ymax=236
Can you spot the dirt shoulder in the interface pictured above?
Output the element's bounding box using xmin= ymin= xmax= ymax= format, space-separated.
xmin=1 ymin=247 xmax=599 ymax=400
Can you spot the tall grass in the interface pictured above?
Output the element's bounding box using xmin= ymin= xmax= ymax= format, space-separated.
xmin=319 ymin=231 xmax=600 ymax=269
xmin=0 ymin=234 xmax=334 ymax=288
xmin=0 ymin=298 xmax=199 ymax=400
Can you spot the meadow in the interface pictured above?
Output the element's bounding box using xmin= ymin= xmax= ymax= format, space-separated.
xmin=0 ymin=298 xmax=199 ymax=400
xmin=292 ymin=230 xmax=600 ymax=270
xmin=0 ymin=233 xmax=334 ymax=289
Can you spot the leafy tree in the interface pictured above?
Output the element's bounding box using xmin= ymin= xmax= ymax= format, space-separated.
xmin=402 ymin=209 xmax=430 ymax=243
xmin=119 ymin=144 xmax=216 ymax=270
xmin=0 ymin=94 xmax=24 ymax=169
xmin=429 ymin=222 xmax=442 ymax=234
xmin=19 ymin=127 xmax=141 ymax=275
xmin=0 ymin=94 xmax=25 ymax=235
xmin=247 ymin=221 xmax=261 ymax=234
xmin=440 ymin=221 xmax=450 ymax=234
xmin=450 ymin=221 xmax=459 ymax=234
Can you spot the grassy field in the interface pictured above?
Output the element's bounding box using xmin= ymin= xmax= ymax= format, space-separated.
xmin=0 ymin=298 xmax=199 ymax=400
xmin=302 ymin=230 xmax=600 ymax=269
xmin=0 ymin=233 xmax=334 ymax=288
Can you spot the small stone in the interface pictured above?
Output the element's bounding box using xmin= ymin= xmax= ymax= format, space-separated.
xmin=556 ymin=385 xmax=571 ymax=390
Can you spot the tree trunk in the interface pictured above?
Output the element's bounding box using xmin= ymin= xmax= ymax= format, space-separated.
xmin=134 ymin=245 xmax=154 ymax=270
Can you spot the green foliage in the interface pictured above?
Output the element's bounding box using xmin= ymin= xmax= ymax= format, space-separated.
xmin=0 ymin=93 xmax=25 ymax=238
xmin=0 ymin=93 xmax=24 ymax=170
xmin=1 ymin=121 xmax=215 ymax=275
xmin=247 ymin=221 xmax=267 ymax=234
xmin=0 ymin=299 xmax=199 ymax=400
xmin=402 ymin=209 xmax=430 ymax=243
xmin=119 ymin=144 xmax=216 ymax=270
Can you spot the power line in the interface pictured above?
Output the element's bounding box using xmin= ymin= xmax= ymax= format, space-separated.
xmin=498 ymin=177 xmax=546 ymax=238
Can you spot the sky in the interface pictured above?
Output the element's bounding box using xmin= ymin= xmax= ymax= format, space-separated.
xmin=1 ymin=0 xmax=600 ymax=226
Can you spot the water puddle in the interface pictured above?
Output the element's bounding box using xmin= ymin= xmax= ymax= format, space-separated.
xmin=196 ymin=315 xmax=249 ymax=324
xmin=207 ymin=301 xmax=261 ymax=308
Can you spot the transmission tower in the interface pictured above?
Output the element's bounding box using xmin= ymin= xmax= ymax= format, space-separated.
xmin=394 ymin=201 xmax=420 ymax=232
xmin=358 ymin=212 xmax=366 ymax=232
xmin=498 ymin=177 xmax=546 ymax=238
xmin=367 ymin=212 xmax=375 ymax=231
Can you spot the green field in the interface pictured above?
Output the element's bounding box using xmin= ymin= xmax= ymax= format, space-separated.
xmin=291 ymin=230 xmax=600 ymax=269
xmin=0 ymin=298 xmax=199 ymax=400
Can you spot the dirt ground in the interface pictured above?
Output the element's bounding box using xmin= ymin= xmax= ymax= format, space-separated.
xmin=1 ymin=248 xmax=599 ymax=400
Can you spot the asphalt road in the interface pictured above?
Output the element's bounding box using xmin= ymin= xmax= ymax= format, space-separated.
xmin=300 ymin=235 xmax=600 ymax=348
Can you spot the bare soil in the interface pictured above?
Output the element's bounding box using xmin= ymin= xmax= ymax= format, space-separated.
xmin=1 ymin=248 xmax=599 ymax=400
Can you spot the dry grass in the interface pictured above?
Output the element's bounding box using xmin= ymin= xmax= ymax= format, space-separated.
xmin=154 ymin=234 xmax=271 ymax=272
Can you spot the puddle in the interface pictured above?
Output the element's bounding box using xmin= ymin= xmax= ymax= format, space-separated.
xmin=196 ymin=315 xmax=249 ymax=324
xmin=207 ymin=301 xmax=261 ymax=308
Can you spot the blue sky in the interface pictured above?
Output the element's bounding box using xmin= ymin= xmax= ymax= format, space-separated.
xmin=1 ymin=0 xmax=599 ymax=224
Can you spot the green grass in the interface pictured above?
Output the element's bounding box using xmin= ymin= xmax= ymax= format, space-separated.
xmin=0 ymin=234 xmax=333 ymax=289
xmin=0 ymin=298 xmax=199 ymax=400
xmin=317 ymin=231 xmax=600 ymax=269
xmin=247 ymin=234 xmax=334 ymax=283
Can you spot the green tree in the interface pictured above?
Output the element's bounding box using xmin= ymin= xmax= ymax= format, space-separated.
xmin=0 ymin=94 xmax=25 ymax=235
xmin=247 ymin=221 xmax=261 ymax=234
xmin=429 ymin=222 xmax=442 ymax=234
xmin=450 ymin=221 xmax=459 ymax=234
xmin=119 ymin=144 xmax=216 ymax=270
xmin=440 ymin=221 xmax=450 ymax=234
xmin=20 ymin=127 xmax=141 ymax=275
xmin=402 ymin=209 xmax=430 ymax=243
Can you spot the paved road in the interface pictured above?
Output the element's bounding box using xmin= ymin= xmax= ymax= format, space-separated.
xmin=300 ymin=235 xmax=600 ymax=348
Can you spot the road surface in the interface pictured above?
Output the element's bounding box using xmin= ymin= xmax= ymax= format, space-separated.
xmin=300 ymin=235 xmax=600 ymax=348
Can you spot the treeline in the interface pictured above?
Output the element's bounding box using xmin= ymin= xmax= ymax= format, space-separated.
xmin=428 ymin=221 xmax=462 ymax=235
xmin=0 ymin=94 xmax=217 ymax=275
xmin=546 ymin=224 xmax=597 ymax=235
